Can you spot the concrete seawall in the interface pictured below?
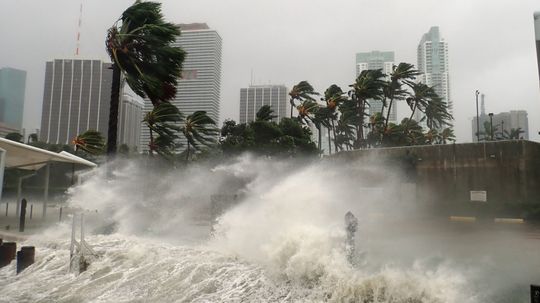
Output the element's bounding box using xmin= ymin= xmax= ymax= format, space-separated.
xmin=330 ymin=140 xmax=540 ymax=215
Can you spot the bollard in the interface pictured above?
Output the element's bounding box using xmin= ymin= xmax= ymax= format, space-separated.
xmin=0 ymin=242 xmax=17 ymax=267
xmin=59 ymin=207 xmax=63 ymax=222
xmin=19 ymin=198 xmax=27 ymax=232
xmin=30 ymin=204 xmax=33 ymax=220
xmin=16 ymin=246 xmax=35 ymax=274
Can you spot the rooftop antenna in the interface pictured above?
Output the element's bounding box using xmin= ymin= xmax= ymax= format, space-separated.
xmin=250 ymin=68 xmax=253 ymax=86
xmin=75 ymin=1 xmax=83 ymax=56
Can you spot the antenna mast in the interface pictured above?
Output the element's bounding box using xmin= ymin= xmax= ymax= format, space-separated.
xmin=75 ymin=1 xmax=83 ymax=56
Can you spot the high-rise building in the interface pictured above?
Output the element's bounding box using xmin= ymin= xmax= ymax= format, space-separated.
xmin=140 ymin=23 xmax=222 ymax=152
xmin=417 ymin=26 xmax=451 ymax=122
xmin=471 ymin=110 xmax=529 ymax=142
xmin=118 ymin=92 xmax=144 ymax=151
xmin=40 ymin=59 xmax=112 ymax=144
xmin=239 ymin=85 xmax=288 ymax=123
xmin=0 ymin=67 xmax=26 ymax=131
xmin=534 ymin=12 xmax=540 ymax=86
xmin=39 ymin=58 xmax=143 ymax=148
xmin=356 ymin=51 xmax=397 ymax=122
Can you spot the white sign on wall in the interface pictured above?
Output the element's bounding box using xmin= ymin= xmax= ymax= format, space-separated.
xmin=470 ymin=190 xmax=487 ymax=202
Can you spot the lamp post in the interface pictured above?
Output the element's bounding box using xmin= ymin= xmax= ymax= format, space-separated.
xmin=488 ymin=113 xmax=494 ymax=140
xmin=475 ymin=90 xmax=480 ymax=142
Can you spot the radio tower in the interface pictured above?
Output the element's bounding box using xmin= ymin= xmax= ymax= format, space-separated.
xmin=75 ymin=1 xmax=83 ymax=56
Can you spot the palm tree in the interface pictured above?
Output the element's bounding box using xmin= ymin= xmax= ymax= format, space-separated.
xmin=323 ymin=84 xmax=346 ymax=154
xmin=383 ymin=63 xmax=421 ymax=130
xmin=349 ymin=69 xmax=386 ymax=148
xmin=289 ymin=81 xmax=318 ymax=118
xmin=105 ymin=1 xmax=185 ymax=156
xmin=256 ymin=105 xmax=277 ymax=122
xmin=439 ymin=127 xmax=456 ymax=144
xmin=182 ymin=111 xmax=218 ymax=160
xmin=72 ymin=130 xmax=105 ymax=155
xmin=143 ymin=102 xmax=183 ymax=156
xmin=404 ymin=82 xmax=438 ymax=134
xmin=505 ymin=128 xmax=524 ymax=140
xmin=27 ymin=133 xmax=38 ymax=144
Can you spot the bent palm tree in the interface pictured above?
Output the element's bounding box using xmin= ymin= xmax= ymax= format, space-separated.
xmin=256 ymin=105 xmax=277 ymax=122
xmin=182 ymin=111 xmax=219 ymax=160
xmin=289 ymin=81 xmax=318 ymax=118
xmin=106 ymin=0 xmax=185 ymax=156
xmin=72 ymin=130 xmax=105 ymax=155
xmin=384 ymin=63 xmax=421 ymax=130
xmin=350 ymin=69 xmax=386 ymax=148
xmin=143 ymin=102 xmax=183 ymax=157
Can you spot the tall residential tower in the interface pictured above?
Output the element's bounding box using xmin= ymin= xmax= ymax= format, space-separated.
xmin=417 ymin=27 xmax=451 ymax=118
xmin=239 ymin=85 xmax=288 ymax=123
xmin=140 ymin=23 xmax=223 ymax=152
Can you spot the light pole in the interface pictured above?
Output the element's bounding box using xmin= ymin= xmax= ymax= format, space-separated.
xmin=475 ymin=90 xmax=480 ymax=142
xmin=488 ymin=113 xmax=494 ymax=140
xmin=501 ymin=120 xmax=504 ymax=139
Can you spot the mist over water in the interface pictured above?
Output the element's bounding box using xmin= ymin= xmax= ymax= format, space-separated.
xmin=1 ymin=154 xmax=538 ymax=302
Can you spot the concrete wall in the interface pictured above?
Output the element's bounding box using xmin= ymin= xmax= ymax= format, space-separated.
xmin=331 ymin=140 xmax=540 ymax=211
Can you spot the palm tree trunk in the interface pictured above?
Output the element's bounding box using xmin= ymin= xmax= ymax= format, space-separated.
xmin=405 ymin=103 xmax=418 ymax=134
xmin=186 ymin=141 xmax=190 ymax=161
xmin=384 ymin=97 xmax=394 ymax=130
xmin=290 ymin=100 xmax=294 ymax=118
xmin=107 ymin=63 xmax=121 ymax=157
xmin=331 ymin=119 xmax=337 ymax=153
xmin=317 ymin=125 xmax=322 ymax=153
xmin=327 ymin=126 xmax=332 ymax=155
xmin=148 ymin=128 xmax=154 ymax=156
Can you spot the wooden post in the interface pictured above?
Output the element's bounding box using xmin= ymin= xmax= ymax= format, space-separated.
xmin=0 ymin=242 xmax=17 ymax=267
xmin=16 ymin=246 xmax=35 ymax=274
xmin=19 ymin=198 xmax=27 ymax=232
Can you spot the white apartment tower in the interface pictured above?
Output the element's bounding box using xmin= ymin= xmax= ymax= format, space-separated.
xmin=239 ymin=85 xmax=288 ymax=123
xmin=417 ymin=26 xmax=451 ymax=118
xmin=355 ymin=51 xmax=397 ymax=123
xmin=140 ymin=23 xmax=222 ymax=152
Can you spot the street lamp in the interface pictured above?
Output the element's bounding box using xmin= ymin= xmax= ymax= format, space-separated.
xmin=475 ymin=90 xmax=480 ymax=142
xmin=488 ymin=113 xmax=494 ymax=140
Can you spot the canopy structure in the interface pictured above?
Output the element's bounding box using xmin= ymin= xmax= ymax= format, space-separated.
xmin=0 ymin=137 xmax=97 ymax=218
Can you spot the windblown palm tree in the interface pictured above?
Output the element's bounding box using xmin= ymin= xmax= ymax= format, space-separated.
xmin=404 ymin=82 xmax=438 ymax=134
xmin=106 ymin=0 xmax=185 ymax=156
xmin=182 ymin=111 xmax=218 ymax=160
xmin=349 ymin=69 xmax=386 ymax=148
xmin=72 ymin=130 xmax=105 ymax=155
xmin=323 ymin=84 xmax=346 ymax=154
xmin=289 ymin=81 xmax=318 ymax=118
xmin=422 ymin=96 xmax=453 ymax=131
xmin=383 ymin=63 xmax=421 ymax=130
xmin=143 ymin=102 xmax=183 ymax=157
xmin=256 ymin=105 xmax=277 ymax=122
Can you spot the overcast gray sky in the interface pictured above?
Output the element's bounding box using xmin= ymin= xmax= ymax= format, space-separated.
xmin=1 ymin=0 xmax=539 ymax=142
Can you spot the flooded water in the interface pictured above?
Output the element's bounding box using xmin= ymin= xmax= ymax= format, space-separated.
xmin=1 ymin=155 xmax=539 ymax=302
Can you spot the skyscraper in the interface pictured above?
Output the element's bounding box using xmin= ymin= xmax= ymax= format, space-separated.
xmin=0 ymin=67 xmax=26 ymax=131
xmin=355 ymin=51 xmax=397 ymax=122
xmin=140 ymin=23 xmax=222 ymax=152
xmin=417 ymin=27 xmax=451 ymax=119
xmin=534 ymin=12 xmax=540 ymax=86
xmin=118 ymin=92 xmax=144 ymax=150
xmin=40 ymin=58 xmax=142 ymax=148
xmin=40 ymin=59 xmax=112 ymax=144
xmin=239 ymin=85 xmax=288 ymax=123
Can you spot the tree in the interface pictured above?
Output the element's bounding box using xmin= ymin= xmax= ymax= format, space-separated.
xmin=404 ymin=82 xmax=438 ymax=134
xmin=5 ymin=132 xmax=23 ymax=143
xmin=383 ymin=63 xmax=421 ymax=131
xmin=289 ymin=81 xmax=318 ymax=118
xmin=349 ymin=69 xmax=386 ymax=148
xmin=256 ymin=105 xmax=277 ymax=122
xmin=105 ymin=0 xmax=185 ymax=156
xmin=72 ymin=130 xmax=105 ymax=155
xmin=182 ymin=111 xmax=218 ymax=160
xmin=323 ymin=84 xmax=346 ymax=154
xmin=143 ymin=102 xmax=183 ymax=157
xmin=27 ymin=133 xmax=38 ymax=143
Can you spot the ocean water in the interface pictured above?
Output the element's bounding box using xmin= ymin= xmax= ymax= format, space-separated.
xmin=0 ymin=155 xmax=537 ymax=302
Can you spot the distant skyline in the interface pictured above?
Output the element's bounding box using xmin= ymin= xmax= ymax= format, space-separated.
xmin=1 ymin=0 xmax=539 ymax=143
